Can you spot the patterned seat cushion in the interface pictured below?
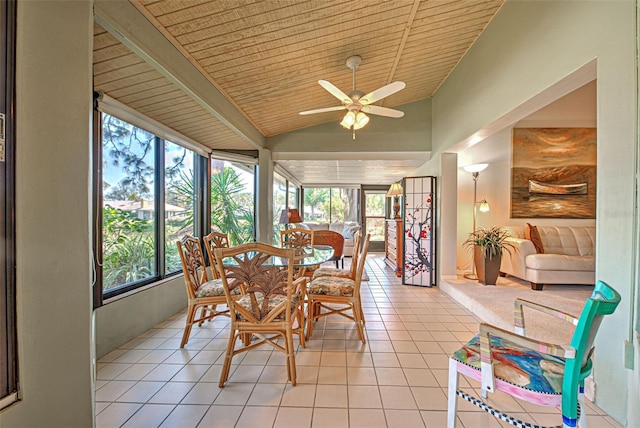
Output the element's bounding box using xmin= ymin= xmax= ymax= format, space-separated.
xmin=234 ymin=292 xmax=300 ymax=320
xmin=308 ymin=276 xmax=355 ymax=296
xmin=195 ymin=279 xmax=241 ymax=298
xmin=452 ymin=334 xmax=566 ymax=394
xmin=312 ymin=267 xmax=351 ymax=280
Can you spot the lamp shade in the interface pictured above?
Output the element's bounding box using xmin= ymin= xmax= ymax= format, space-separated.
xmin=462 ymin=163 xmax=489 ymax=173
xmin=478 ymin=199 xmax=490 ymax=212
xmin=279 ymin=208 xmax=302 ymax=224
xmin=340 ymin=111 xmax=356 ymax=129
xmin=352 ymin=112 xmax=369 ymax=130
xmin=386 ymin=182 xmax=403 ymax=197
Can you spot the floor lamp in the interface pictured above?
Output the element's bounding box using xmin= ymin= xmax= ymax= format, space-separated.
xmin=462 ymin=163 xmax=490 ymax=280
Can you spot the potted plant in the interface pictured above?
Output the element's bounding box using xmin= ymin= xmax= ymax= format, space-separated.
xmin=463 ymin=226 xmax=515 ymax=285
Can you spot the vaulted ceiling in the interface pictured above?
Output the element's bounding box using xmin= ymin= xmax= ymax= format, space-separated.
xmin=93 ymin=0 xmax=505 ymax=183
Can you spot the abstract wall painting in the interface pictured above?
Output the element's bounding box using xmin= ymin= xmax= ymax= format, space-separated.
xmin=511 ymin=128 xmax=596 ymax=219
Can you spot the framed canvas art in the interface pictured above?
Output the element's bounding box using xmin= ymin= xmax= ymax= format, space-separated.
xmin=511 ymin=128 xmax=596 ymax=219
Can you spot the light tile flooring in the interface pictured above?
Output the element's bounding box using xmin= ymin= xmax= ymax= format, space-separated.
xmin=96 ymin=254 xmax=622 ymax=428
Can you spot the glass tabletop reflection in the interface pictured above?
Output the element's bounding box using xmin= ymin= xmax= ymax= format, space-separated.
xmin=220 ymin=245 xmax=334 ymax=267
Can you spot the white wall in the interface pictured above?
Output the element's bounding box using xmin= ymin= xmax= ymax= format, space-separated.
xmin=0 ymin=1 xmax=95 ymax=426
xmin=429 ymin=1 xmax=637 ymax=424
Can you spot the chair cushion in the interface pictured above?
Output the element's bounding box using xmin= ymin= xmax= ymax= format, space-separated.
xmin=308 ymin=276 xmax=355 ymax=296
xmin=312 ymin=267 xmax=351 ymax=280
xmin=195 ymin=279 xmax=241 ymax=298
xmin=525 ymin=254 xmax=595 ymax=271
xmin=234 ymin=292 xmax=300 ymax=320
xmin=452 ymin=334 xmax=565 ymax=394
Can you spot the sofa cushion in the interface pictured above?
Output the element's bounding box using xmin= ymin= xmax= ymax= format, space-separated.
xmin=303 ymin=222 xmax=330 ymax=231
xmin=537 ymin=226 xmax=595 ymax=257
xmin=525 ymin=223 xmax=544 ymax=254
xmin=329 ymin=222 xmax=345 ymax=233
xmin=526 ymin=254 xmax=595 ymax=271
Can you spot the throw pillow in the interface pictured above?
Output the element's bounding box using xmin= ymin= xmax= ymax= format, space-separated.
xmin=525 ymin=223 xmax=544 ymax=254
xmin=342 ymin=225 xmax=359 ymax=239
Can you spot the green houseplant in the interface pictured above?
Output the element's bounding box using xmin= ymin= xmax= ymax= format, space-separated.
xmin=463 ymin=226 xmax=515 ymax=285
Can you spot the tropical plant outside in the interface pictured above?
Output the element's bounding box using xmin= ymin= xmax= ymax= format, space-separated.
xmin=211 ymin=165 xmax=254 ymax=246
xmin=101 ymin=113 xmax=255 ymax=291
xmin=303 ymin=187 xmax=358 ymax=223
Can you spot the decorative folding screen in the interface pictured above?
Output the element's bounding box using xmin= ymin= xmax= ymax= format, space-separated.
xmin=403 ymin=176 xmax=436 ymax=287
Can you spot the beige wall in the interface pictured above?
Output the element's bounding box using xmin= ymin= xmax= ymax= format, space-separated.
xmin=428 ymin=1 xmax=637 ymax=424
xmin=95 ymin=278 xmax=185 ymax=359
xmin=0 ymin=1 xmax=95 ymax=426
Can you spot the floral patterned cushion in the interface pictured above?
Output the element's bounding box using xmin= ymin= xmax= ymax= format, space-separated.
xmin=312 ymin=267 xmax=351 ymax=280
xmin=195 ymin=279 xmax=241 ymax=298
xmin=308 ymin=276 xmax=355 ymax=296
xmin=452 ymin=334 xmax=566 ymax=394
xmin=234 ymin=292 xmax=300 ymax=320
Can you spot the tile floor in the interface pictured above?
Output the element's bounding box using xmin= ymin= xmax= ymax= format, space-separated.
xmin=95 ymin=254 xmax=622 ymax=428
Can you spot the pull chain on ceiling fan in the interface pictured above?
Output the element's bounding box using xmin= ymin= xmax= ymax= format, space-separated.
xmin=299 ymin=55 xmax=406 ymax=139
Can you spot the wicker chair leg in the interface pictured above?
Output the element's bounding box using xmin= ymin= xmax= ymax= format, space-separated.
xmin=219 ymin=332 xmax=237 ymax=387
xmin=286 ymin=329 xmax=297 ymax=386
xmin=180 ymin=304 xmax=197 ymax=348
xmin=352 ymin=302 xmax=366 ymax=344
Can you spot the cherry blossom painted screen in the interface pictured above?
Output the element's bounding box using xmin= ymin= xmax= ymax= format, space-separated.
xmin=403 ymin=176 xmax=436 ymax=287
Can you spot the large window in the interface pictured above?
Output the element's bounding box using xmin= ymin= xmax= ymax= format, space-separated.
xmin=210 ymin=158 xmax=255 ymax=246
xmin=303 ymin=187 xmax=359 ymax=224
xmin=273 ymin=172 xmax=287 ymax=244
xmin=272 ymin=172 xmax=300 ymax=244
xmin=98 ymin=113 xmax=204 ymax=300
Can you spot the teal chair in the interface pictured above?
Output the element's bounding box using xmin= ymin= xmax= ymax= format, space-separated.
xmin=447 ymin=280 xmax=621 ymax=428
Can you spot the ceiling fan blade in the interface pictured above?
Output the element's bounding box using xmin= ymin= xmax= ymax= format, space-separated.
xmin=361 ymin=105 xmax=404 ymax=118
xmin=299 ymin=105 xmax=346 ymax=116
xmin=360 ymin=81 xmax=406 ymax=105
xmin=318 ymin=80 xmax=352 ymax=104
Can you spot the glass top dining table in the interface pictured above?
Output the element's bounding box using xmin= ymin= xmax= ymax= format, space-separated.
xmin=220 ymin=245 xmax=335 ymax=268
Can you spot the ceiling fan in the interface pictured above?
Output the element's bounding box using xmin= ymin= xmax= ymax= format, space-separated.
xmin=299 ymin=55 xmax=406 ymax=138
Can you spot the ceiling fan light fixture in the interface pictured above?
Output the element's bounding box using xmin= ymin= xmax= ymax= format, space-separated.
xmin=299 ymin=55 xmax=406 ymax=134
xmin=340 ymin=111 xmax=356 ymax=129
xmin=352 ymin=112 xmax=369 ymax=130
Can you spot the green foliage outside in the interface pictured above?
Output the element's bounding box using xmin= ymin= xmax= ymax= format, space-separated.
xmin=101 ymin=113 xmax=255 ymax=291
xmin=102 ymin=206 xmax=155 ymax=289
xmin=303 ymin=187 xmax=358 ymax=224
xmin=210 ymin=166 xmax=254 ymax=246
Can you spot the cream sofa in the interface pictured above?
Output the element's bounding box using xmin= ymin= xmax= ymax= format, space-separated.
xmin=298 ymin=222 xmax=361 ymax=257
xmin=500 ymin=225 xmax=595 ymax=290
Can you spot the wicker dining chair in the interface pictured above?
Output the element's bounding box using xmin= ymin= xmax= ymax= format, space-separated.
xmin=176 ymin=235 xmax=240 ymax=348
xmin=203 ymin=231 xmax=230 ymax=279
xmin=280 ymin=227 xmax=316 ymax=278
xmin=306 ymin=234 xmax=370 ymax=344
xmin=214 ymin=242 xmax=307 ymax=387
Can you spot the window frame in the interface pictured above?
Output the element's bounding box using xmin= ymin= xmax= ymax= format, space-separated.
xmin=0 ymin=0 xmax=18 ymax=410
xmin=93 ymin=111 xmax=209 ymax=306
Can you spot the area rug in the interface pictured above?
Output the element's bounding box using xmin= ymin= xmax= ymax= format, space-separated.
xmin=440 ymin=275 xmax=593 ymax=345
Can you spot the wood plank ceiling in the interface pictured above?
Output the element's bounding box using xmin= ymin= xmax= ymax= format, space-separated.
xmin=94 ymin=0 xmax=504 ymax=152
